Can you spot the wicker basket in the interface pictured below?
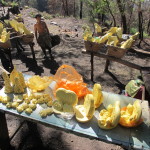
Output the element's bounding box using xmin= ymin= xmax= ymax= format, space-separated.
xmin=0 ymin=40 xmax=11 ymax=49
xmin=84 ymin=40 xmax=104 ymax=52
xmin=22 ymin=34 xmax=34 ymax=44
xmin=107 ymin=45 xmax=127 ymax=58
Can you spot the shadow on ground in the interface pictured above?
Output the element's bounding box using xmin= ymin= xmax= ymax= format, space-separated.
xmin=10 ymin=121 xmax=70 ymax=150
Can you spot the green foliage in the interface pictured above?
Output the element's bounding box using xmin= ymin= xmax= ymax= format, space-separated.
xmin=10 ymin=1 xmax=18 ymax=7
xmin=1 ymin=0 xmax=8 ymax=6
xmin=143 ymin=32 xmax=150 ymax=38
xmin=82 ymin=0 xmax=108 ymax=23
xmin=0 ymin=0 xmax=18 ymax=7
xmin=42 ymin=11 xmax=52 ymax=20
xmin=130 ymin=27 xmax=138 ymax=34
xmin=29 ymin=11 xmax=37 ymax=18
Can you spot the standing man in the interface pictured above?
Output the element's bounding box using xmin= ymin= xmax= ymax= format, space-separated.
xmin=34 ymin=14 xmax=53 ymax=58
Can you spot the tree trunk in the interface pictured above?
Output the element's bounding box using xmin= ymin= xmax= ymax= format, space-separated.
xmin=127 ymin=1 xmax=135 ymax=33
xmin=61 ymin=0 xmax=66 ymax=16
xmin=116 ymin=0 xmax=127 ymax=33
xmin=138 ymin=1 xmax=143 ymax=46
xmin=80 ymin=1 xmax=83 ymax=19
xmin=105 ymin=0 xmax=116 ymax=26
xmin=65 ymin=0 xmax=69 ymax=16
xmin=73 ymin=0 xmax=76 ymax=17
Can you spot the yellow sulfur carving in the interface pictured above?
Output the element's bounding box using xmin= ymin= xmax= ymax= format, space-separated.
xmin=2 ymin=72 xmax=13 ymax=93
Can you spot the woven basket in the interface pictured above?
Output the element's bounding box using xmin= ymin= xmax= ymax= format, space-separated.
xmin=0 ymin=40 xmax=11 ymax=49
xmin=107 ymin=45 xmax=127 ymax=58
xmin=22 ymin=34 xmax=34 ymax=44
xmin=84 ymin=40 xmax=104 ymax=52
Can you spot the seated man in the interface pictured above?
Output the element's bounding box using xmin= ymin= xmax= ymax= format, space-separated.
xmin=34 ymin=14 xmax=53 ymax=58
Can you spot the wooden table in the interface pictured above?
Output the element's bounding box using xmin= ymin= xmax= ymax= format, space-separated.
xmin=0 ymin=74 xmax=149 ymax=150
xmin=82 ymin=49 xmax=142 ymax=82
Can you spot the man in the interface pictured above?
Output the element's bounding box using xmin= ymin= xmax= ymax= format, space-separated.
xmin=34 ymin=14 xmax=53 ymax=58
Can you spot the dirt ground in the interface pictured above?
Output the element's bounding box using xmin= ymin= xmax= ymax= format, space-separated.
xmin=0 ymin=7 xmax=150 ymax=150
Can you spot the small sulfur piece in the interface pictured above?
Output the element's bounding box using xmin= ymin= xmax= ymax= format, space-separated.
xmin=25 ymin=108 xmax=33 ymax=114
xmin=16 ymin=105 xmax=24 ymax=113
xmin=6 ymin=102 xmax=13 ymax=108
xmin=39 ymin=108 xmax=53 ymax=117
xmin=28 ymin=103 xmax=36 ymax=110
xmin=12 ymin=102 xmax=19 ymax=108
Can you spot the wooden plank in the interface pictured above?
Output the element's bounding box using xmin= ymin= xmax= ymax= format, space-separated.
xmin=82 ymin=49 xmax=141 ymax=70
xmin=91 ymin=52 xmax=94 ymax=81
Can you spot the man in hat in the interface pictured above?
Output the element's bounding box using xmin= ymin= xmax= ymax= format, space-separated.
xmin=34 ymin=14 xmax=53 ymax=58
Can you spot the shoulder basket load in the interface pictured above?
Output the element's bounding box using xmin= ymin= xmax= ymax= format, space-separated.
xmin=106 ymin=31 xmax=139 ymax=58
xmin=8 ymin=19 xmax=34 ymax=44
xmin=83 ymin=24 xmax=139 ymax=57
xmin=0 ymin=23 xmax=11 ymax=49
xmin=22 ymin=34 xmax=34 ymax=44
xmin=83 ymin=24 xmax=107 ymax=52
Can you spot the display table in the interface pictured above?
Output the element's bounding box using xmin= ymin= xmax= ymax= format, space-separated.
xmin=0 ymin=75 xmax=149 ymax=150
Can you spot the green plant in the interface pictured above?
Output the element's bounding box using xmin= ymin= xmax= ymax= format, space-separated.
xmin=130 ymin=27 xmax=138 ymax=34
xmin=143 ymin=32 xmax=150 ymax=38
xmin=10 ymin=1 xmax=18 ymax=7
xmin=42 ymin=12 xmax=52 ymax=20
xmin=29 ymin=11 xmax=37 ymax=18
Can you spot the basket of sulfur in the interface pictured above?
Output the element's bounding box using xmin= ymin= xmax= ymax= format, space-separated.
xmin=9 ymin=19 xmax=34 ymax=44
xmin=0 ymin=23 xmax=11 ymax=49
xmin=106 ymin=29 xmax=139 ymax=58
xmin=83 ymin=24 xmax=106 ymax=52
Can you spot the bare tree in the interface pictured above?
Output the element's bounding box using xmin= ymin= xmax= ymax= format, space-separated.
xmin=80 ymin=0 xmax=83 ymax=19
xmin=138 ymin=0 xmax=144 ymax=46
xmin=105 ymin=0 xmax=116 ymax=26
xmin=116 ymin=0 xmax=127 ymax=33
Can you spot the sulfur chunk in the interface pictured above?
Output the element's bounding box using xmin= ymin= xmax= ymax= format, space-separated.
xmin=2 ymin=72 xmax=13 ymax=93
xmin=121 ymin=38 xmax=134 ymax=49
xmin=1 ymin=96 xmax=11 ymax=104
xmin=39 ymin=108 xmax=53 ymax=117
xmin=31 ymin=99 xmax=37 ymax=104
xmin=0 ymin=96 xmax=2 ymax=102
xmin=21 ymin=103 xmax=28 ymax=109
xmin=98 ymin=33 xmax=112 ymax=44
xmin=14 ymin=77 xmax=24 ymax=94
xmin=12 ymin=102 xmax=19 ymax=108
xmin=6 ymin=102 xmax=13 ymax=108
xmin=28 ymin=103 xmax=36 ymax=110
xmin=116 ymin=28 xmax=122 ymax=39
xmin=18 ymin=72 xmax=26 ymax=88
xmin=17 ymin=105 xmax=24 ymax=113
xmin=43 ymin=94 xmax=52 ymax=103
xmin=94 ymin=23 xmax=102 ymax=33
xmin=25 ymin=108 xmax=33 ymax=114
xmin=47 ymin=101 xmax=53 ymax=107
xmin=10 ymin=66 xmax=19 ymax=86
xmin=107 ymin=36 xmax=119 ymax=46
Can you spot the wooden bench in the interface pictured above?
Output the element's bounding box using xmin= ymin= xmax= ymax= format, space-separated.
xmin=82 ymin=49 xmax=141 ymax=81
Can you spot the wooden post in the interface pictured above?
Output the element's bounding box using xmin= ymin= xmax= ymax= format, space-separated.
xmin=104 ymin=59 xmax=110 ymax=72
xmin=7 ymin=48 xmax=14 ymax=71
xmin=91 ymin=52 xmax=94 ymax=82
xmin=29 ymin=42 xmax=36 ymax=60
xmin=0 ymin=112 xmax=11 ymax=150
